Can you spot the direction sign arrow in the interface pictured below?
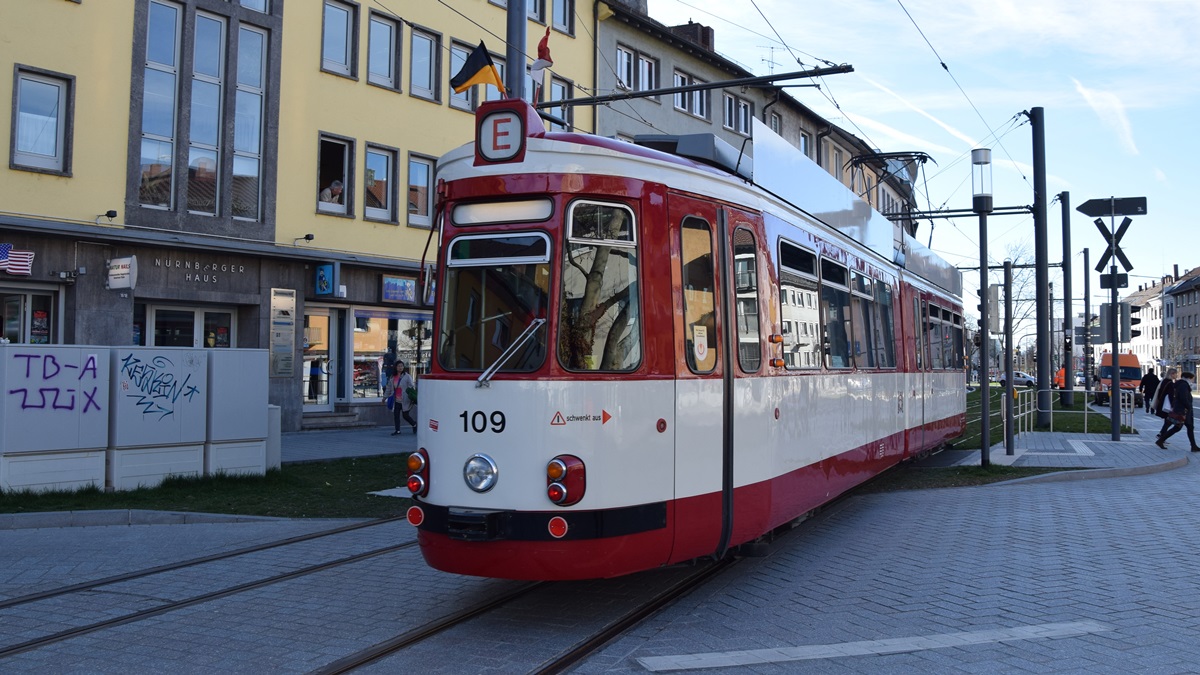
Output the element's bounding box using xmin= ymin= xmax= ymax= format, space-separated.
xmin=1094 ymin=217 xmax=1134 ymax=273
xmin=1076 ymin=196 xmax=1147 ymax=218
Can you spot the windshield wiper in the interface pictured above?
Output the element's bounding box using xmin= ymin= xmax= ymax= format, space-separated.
xmin=477 ymin=318 xmax=546 ymax=387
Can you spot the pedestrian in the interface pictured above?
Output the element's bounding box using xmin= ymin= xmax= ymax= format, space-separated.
xmin=1154 ymin=368 xmax=1179 ymax=448
xmin=387 ymin=360 xmax=417 ymax=436
xmin=1158 ymin=371 xmax=1198 ymax=451
xmin=308 ymin=357 xmax=326 ymax=400
xmin=1140 ymin=369 xmax=1160 ymax=413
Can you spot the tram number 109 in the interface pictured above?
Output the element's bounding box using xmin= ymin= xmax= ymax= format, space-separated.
xmin=459 ymin=410 xmax=507 ymax=433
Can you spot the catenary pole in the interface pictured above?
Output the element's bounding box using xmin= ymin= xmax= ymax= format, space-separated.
xmin=1031 ymin=107 xmax=1051 ymax=427
xmin=1061 ymin=192 xmax=1074 ymax=406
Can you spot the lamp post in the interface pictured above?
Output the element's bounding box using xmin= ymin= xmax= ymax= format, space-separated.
xmin=973 ymin=148 xmax=993 ymax=466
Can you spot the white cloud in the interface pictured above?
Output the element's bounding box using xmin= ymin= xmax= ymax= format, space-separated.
xmin=1073 ymin=79 xmax=1137 ymax=155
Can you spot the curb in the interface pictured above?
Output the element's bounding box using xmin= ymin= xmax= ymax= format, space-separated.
xmin=988 ymin=456 xmax=1190 ymax=486
xmin=0 ymin=509 xmax=292 ymax=531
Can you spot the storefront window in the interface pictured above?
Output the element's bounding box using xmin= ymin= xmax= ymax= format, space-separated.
xmin=2 ymin=292 xmax=56 ymax=344
xmin=351 ymin=308 xmax=431 ymax=399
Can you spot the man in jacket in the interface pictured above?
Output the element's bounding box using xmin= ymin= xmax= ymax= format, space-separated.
xmin=1158 ymin=371 xmax=1198 ymax=451
xmin=1140 ymin=370 xmax=1160 ymax=413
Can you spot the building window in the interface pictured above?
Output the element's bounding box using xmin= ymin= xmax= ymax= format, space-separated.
xmin=546 ymin=76 xmax=573 ymax=131
xmin=722 ymin=94 xmax=750 ymax=134
xmin=769 ymin=112 xmax=781 ymax=135
xmin=637 ymin=54 xmax=658 ymax=94
xmin=528 ymin=0 xmax=545 ymax=22
xmin=552 ymin=0 xmax=574 ymax=35
xmin=12 ymin=66 xmax=73 ymax=174
xmin=485 ymin=54 xmax=506 ymax=102
xmin=616 ymin=46 xmax=633 ymax=89
xmin=187 ymin=13 xmax=225 ymax=215
xmin=408 ymin=154 xmax=434 ymax=227
xmin=140 ymin=0 xmax=182 ymax=209
xmin=233 ymin=24 xmax=266 ymax=220
xmin=136 ymin=0 xmax=273 ymax=222
xmin=368 ymin=13 xmax=400 ymax=89
xmin=448 ymin=42 xmax=477 ymax=111
xmin=318 ymin=134 xmax=352 ymax=215
xmin=673 ymin=70 xmax=707 ymax=119
xmin=239 ymin=0 xmax=268 ymax=12
xmin=321 ymin=1 xmax=356 ymax=77
xmin=800 ymin=131 xmax=811 ymax=158
xmin=409 ymin=28 xmax=440 ymax=101
xmin=365 ymin=144 xmax=396 ymax=222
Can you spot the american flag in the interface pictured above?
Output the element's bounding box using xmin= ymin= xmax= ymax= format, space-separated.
xmin=5 ymin=249 xmax=34 ymax=276
xmin=0 ymin=243 xmax=10 ymax=271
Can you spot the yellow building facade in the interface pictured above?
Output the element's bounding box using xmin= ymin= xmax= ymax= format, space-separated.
xmin=0 ymin=0 xmax=595 ymax=431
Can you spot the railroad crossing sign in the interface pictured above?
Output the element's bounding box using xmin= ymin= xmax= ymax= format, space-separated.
xmin=1092 ymin=216 xmax=1133 ymax=273
xmin=1076 ymin=196 xmax=1147 ymax=218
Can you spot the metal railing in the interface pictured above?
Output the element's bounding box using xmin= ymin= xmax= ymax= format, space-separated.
xmin=1002 ymin=386 xmax=1136 ymax=440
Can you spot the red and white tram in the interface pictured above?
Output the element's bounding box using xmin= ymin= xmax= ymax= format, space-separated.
xmin=404 ymin=99 xmax=966 ymax=580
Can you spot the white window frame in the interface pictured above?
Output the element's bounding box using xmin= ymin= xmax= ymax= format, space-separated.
xmin=552 ymin=0 xmax=574 ymax=35
xmin=321 ymin=1 xmax=356 ymax=77
xmin=547 ymin=76 xmax=573 ymax=131
xmin=364 ymin=144 xmax=396 ymax=222
xmin=673 ymin=70 xmax=707 ymax=118
xmin=409 ymin=28 xmax=440 ymax=101
xmin=13 ymin=67 xmax=72 ymax=174
xmin=318 ymin=135 xmax=352 ymax=215
xmin=407 ymin=154 xmax=435 ymax=228
xmin=616 ymin=45 xmax=633 ymax=90
xmin=769 ymin=112 xmax=781 ymax=135
xmin=637 ymin=53 xmax=657 ymax=94
xmin=449 ymin=42 xmax=476 ymax=111
xmin=485 ymin=54 xmax=506 ymax=103
xmin=367 ymin=12 xmax=400 ymax=90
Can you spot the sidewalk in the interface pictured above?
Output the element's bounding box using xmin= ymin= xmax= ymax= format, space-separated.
xmin=917 ymin=402 xmax=1191 ymax=478
xmin=281 ymin=425 xmax=415 ymax=464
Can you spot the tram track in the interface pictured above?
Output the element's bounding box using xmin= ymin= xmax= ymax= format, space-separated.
xmin=0 ymin=514 xmax=407 ymax=611
xmin=0 ymin=539 xmax=418 ymax=660
xmin=314 ymin=557 xmax=740 ymax=674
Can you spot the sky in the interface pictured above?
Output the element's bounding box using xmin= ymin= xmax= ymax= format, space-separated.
xmin=648 ymin=0 xmax=1199 ymax=319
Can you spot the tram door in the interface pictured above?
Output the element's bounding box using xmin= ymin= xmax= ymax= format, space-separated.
xmin=670 ymin=195 xmax=730 ymax=561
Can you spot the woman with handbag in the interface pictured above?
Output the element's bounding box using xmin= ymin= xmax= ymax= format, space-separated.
xmin=387 ymin=361 xmax=417 ymax=436
xmin=1158 ymin=371 xmax=1198 ymax=451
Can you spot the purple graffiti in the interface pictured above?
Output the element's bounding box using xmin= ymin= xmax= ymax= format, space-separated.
xmin=6 ymin=352 xmax=103 ymax=413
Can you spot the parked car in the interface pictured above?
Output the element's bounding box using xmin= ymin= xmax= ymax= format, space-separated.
xmin=1053 ymin=368 xmax=1090 ymax=389
xmin=999 ymin=371 xmax=1036 ymax=387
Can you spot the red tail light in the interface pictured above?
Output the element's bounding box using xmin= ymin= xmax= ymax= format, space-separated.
xmin=546 ymin=455 xmax=585 ymax=506
xmin=407 ymin=448 xmax=430 ymax=498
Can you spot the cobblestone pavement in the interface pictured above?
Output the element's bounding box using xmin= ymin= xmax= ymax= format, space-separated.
xmin=3 ymin=404 xmax=1199 ymax=673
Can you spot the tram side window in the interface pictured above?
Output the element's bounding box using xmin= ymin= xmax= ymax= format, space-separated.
xmin=681 ymin=217 xmax=717 ymax=373
xmin=820 ymin=259 xmax=852 ymax=368
xmin=951 ymin=312 xmax=964 ymax=370
xmin=558 ymin=201 xmax=642 ymax=371
xmin=874 ymin=282 xmax=896 ymax=368
xmin=913 ymin=297 xmax=924 ymax=371
xmin=778 ymin=240 xmax=820 ymax=369
xmin=850 ymin=272 xmax=875 ymax=368
xmin=926 ymin=305 xmax=945 ymax=369
xmin=733 ymin=227 xmax=760 ymax=373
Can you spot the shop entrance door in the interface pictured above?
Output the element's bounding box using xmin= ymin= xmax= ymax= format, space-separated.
xmin=303 ymin=310 xmax=337 ymax=412
xmin=2 ymin=296 xmax=24 ymax=342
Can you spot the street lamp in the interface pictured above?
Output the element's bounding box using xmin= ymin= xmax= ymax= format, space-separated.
xmin=973 ymin=148 xmax=993 ymax=466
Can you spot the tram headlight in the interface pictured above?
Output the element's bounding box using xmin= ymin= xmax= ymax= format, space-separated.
xmin=464 ymin=454 xmax=498 ymax=493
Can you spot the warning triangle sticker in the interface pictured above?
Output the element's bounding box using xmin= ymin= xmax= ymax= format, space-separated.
xmin=601 ymin=410 xmax=612 ymax=424
xmin=551 ymin=411 xmax=566 ymax=426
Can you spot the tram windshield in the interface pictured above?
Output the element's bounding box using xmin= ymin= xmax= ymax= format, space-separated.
xmin=438 ymin=233 xmax=550 ymax=372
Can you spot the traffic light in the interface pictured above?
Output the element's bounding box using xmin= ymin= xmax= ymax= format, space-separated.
xmin=1128 ymin=303 xmax=1142 ymax=339
xmin=1064 ymin=333 xmax=1073 ymax=351
xmin=1099 ymin=304 xmax=1112 ymax=337
xmin=1117 ymin=302 xmax=1141 ymax=342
